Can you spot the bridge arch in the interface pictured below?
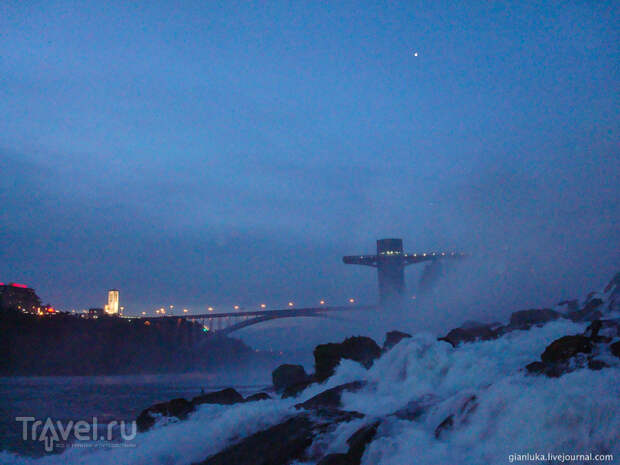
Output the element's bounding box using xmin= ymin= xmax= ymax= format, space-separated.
xmin=215 ymin=313 xmax=330 ymax=336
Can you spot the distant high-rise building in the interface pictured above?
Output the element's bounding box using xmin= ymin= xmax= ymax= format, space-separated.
xmin=104 ymin=289 xmax=120 ymax=316
xmin=0 ymin=282 xmax=42 ymax=313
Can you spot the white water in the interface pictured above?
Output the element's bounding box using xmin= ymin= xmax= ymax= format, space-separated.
xmin=351 ymin=322 xmax=620 ymax=465
xmin=3 ymin=294 xmax=619 ymax=464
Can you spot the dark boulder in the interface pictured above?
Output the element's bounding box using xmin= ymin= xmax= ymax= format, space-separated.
xmin=585 ymin=297 xmax=604 ymax=310
xmin=583 ymin=320 xmax=616 ymax=343
xmin=438 ymin=323 xmax=500 ymax=347
xmin=434 ymin=415 xmax=454 ymax=439
xmin=197 ymin=408 xmax=366 ymax=465
xmin=525 ymin=361 xmax=545 ymax=374
xmin=244 ymin=392 xmax=271 ymax=402
xmin=191 ymin=387 xmax=244 ymax=406
xmin=314 ymin=337 xmax=381 ymax=382
xmin=136 ymin=397 xmax=194 ymax=432
xmin=566 ymin=298 xmax=604 ymax=322
xmin=557 ymin=299 xmax=579 ymax=312
xmin=460 ymin=320 xmax=501 ymax=329
xmin=528 ymin=362 xmax=577 ymax=378
xmin=509 ymin=308 xmax=561 ymax=329
xmin=282 ymin=376 xmax=316 ymax=398
xmin=197 ymin=414 xmax=314 ymax=465
xmin=272 ymin=364 xmax=310 ymax=393
xmin=392 ymin=404 xmax=425 ymax=421
xmin=311 ymin=409 xmax=365 ymax=430
xmin=525 ymin=360 xmax=570 ymax=377
xmin=587 ymin=359 xmax=608 ymax=371
xmin=585 ymin=319 xmax=620 ymax=341
xmin=390 ymin=394 xmax=439 ymax=421
xmin=567 ymin=308 xmax=603 ymax=323
xmin=604 ymin=272 xmax=620 ymax=293
xmin=295 ymin=381 xmax=366 ymax=410
xmin=346 ymin=421 xmax=380 ymax=464
xmin=541 ymin=335 xmax=592 ymax=363
xmin=434 ymin=395 xmax=477 ymax=439
xmin=316 ymin=421 xmax=379 ymax=465
xmin=584 ymin=320 xmax=603 ymax=339
xmin=605 ymin=272 xmax=620 ymax=312
xmin=383 ymin=331 xmax=411 ymax=351
xmin=526 ymin=334 xmax=596 ymax=377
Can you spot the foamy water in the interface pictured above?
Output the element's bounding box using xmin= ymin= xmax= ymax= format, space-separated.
xmin=3 ymin=293 xmax=619 ymax=464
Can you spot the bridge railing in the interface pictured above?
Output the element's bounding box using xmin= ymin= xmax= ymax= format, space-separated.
xmin=141 ymin=304 xmax=375 ymax=335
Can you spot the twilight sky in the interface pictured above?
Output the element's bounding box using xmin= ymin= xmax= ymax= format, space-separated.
xmin=1 ymin=1 xmax=618 ymax=321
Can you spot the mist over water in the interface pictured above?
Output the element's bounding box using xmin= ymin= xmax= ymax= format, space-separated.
xmin=4 ymin=281 xmax=619 ymax=465
xmin=236 ymin=247 xmax=617 ymax=357
xmin=1 ymin=1 xmax=618 ymax=463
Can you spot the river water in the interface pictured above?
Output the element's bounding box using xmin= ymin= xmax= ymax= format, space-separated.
xmin=0 ymin=372 xmax=272 ymax=457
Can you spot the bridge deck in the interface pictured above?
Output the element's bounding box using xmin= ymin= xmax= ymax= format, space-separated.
xmin=133 ymin=305 xmax=375 ymax=335
xmin=144 ymin=305 xmax=374 ymax=320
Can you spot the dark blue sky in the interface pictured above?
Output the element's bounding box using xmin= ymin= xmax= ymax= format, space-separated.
xmin=1 ymin=1 xmax=618 ymax=319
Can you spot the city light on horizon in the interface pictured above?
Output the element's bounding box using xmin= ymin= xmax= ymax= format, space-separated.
xmin=130 ymin=297 xmax=379 ymax=317
xmin=0 ymin=6 xmax=617 ymax=464
xmin=104 ymin=289 xmax=119 ymax=316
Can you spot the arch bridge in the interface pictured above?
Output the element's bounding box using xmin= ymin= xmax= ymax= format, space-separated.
xmin=147 ymin=305 xmax=373 ymax=336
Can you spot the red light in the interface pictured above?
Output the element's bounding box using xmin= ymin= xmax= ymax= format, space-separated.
xmin=47 ymin=308 xmax=55 ymax=313
xmin=10 ymin=283 xmax=28 ymax=288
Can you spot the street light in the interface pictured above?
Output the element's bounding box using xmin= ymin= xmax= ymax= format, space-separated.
xmin=183 ymin=308 xmax=188 ymax=313
xmin=288 ymin=302 xmax=294 ymax=307
xmin=233 ymin=305 xmax=240 ymax=310
xmin=319 ymin=300 xmax=326 ymax=305
xmin=348 ymin=298 xmax=355 ymax=303
xmin=260 ymin=304 xmax=266 ymax=309
xmin=208 ymin=306 xmax=214 ymax=312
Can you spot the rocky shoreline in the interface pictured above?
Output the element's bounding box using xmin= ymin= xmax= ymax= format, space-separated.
xmin=134 ymin=272 xmax=620 ymax=465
